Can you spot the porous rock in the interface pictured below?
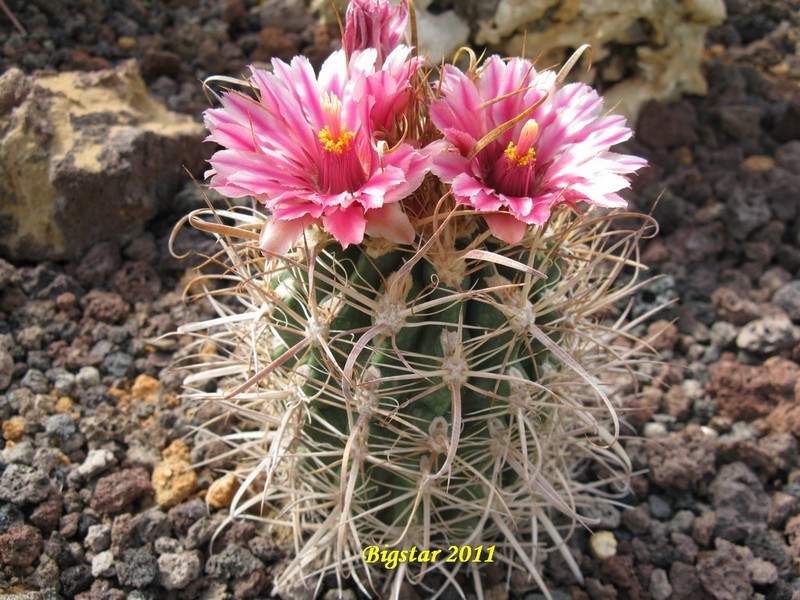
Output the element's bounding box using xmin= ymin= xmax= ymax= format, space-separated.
xmin=708 ymin=462 xmax=768 ymax=542
xmin=646 ymin=426 xmax=716 ymax=491
xmin=157 ymin=550 xmax=203 ymax=590
xmin=0 ymin=463 xmax=53 ymax=505
xmin=0 ymin=61 xmax=205 ymax=262
xmin=696 ymin=539 xmax=753 ymax=600
xmin=151 ymin=439 xmax=197 ymax=508
xmin=205 ymin=544 xmax=264 ymax=579
xmin=116 ymin=548 xmax=159 ymax=588
xmin=707 ymin=355 xmax=799 ymax=421
xmin=0 ymin=524 xmax=44 ymax=567
xmin=90 ymin=467 xmax=153 ymax=513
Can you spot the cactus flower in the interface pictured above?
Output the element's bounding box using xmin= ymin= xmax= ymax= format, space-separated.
xmin=430 ymin=56 xmax=647 ymax=244
xmin=344 ymin=0 xmax=408 ymax=65
xmin=204 ymin=47 xmax=429 ymax=253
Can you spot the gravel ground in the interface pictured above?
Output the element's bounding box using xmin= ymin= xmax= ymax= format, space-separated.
xmin=2 ymin=0 xmax=800 ymax=599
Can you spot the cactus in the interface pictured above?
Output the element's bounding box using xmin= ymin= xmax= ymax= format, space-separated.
xmin=178 ymin=1 xmax=651 ymax=597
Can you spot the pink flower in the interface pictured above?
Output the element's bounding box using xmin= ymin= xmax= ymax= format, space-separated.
xmin=344 ymin=0 xmax=408 ymax=66
xmin=430 ymin=56 xmax=647 ymax=244
xmin=204 ymin=47 xmax=430 ymax=253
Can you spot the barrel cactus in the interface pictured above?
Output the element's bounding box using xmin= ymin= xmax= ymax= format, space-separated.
xmin=179 ymin=1 xmax=650 ymax=597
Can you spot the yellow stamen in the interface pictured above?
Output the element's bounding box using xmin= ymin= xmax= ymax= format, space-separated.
xmin=504 ymin=141 xmax=536 ymax=167
xmin=318 ymin=124 xmax=355 ymax=154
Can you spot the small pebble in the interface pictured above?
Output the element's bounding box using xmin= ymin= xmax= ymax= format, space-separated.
xmin=0 ymin=524 xmax=44 ymax=567
xmin=649 ymin=495 xmax=674 ymax=520
xmin=154 ymin=536 xmax=183 ymax=555
xmin=75 ymin=448 xmax=117 ymax=480
xmin=76 ymin=366 xmax=101 ymax=388
xmin=2 ymin=415 xmax=26 ymax=441
xmin=644 ymin=422 xmax=668 ymax=438
xmin=85 ymin=523 xmax=112 ymax=553
xmin=116 ymin=548 xmax=159 ymax=588
xmin=44 ymin=413 xmax=76 ymax=439
xmin=649 ymin=567 xmax=672 ymax=600
xmin=157 ymin=550 xmax=202 ymax=590
xmin=588 ymin=531 xmax=617 ymax=560
xmin=206 ymin=474 xmax=239 ymax=509
xmin=749 ymin=558 xmax=779 ymax=586
xmin=91 ymin=549 xmax=116 ymax=577
xmin=0 ymin=463 xmax=52 ymax=504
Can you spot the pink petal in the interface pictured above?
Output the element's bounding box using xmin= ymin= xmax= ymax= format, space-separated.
xmin=482 ymin=212 xmax=529 ymax=245
xmin=259 ymin=216 xmax=312 ymax=256
xmin=451 ymin=174 xmax=504 ymax=211
xmin=322 ymin=205 xmax=368 ymax=248
xmin=364 ymin=203 xmax=415 ymax=244
xmin=431 ymin=149 xmax=470 ymax=183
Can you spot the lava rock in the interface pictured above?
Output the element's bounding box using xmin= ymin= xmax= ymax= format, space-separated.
xmin=669 ymin=561 xmax=704 ymax=600
xmin=85 ymin=523 xmax=112 ymax=553
xmin=736 ymin=315 xmax=798 ymax=353
xmin=116 ymin=548 xmax=159 ymax=588
xmin=773 ymin=280 xmax=800 ymax=321
xmin=90 ymin=467 xmax=153 ymax=513
xmin=0 ymin=348 xmax=13 ymax=391
xmin=0 ymin=503 xmax=25 ymax=533
xmin=60 ymin=563 xmax=92 ymax=597
xmin=157 ymin=550 xmax=203 ymax=590
xmin=29 ymin=487 xmax=63 ymax=532
xmin=44 ymin=413 xmax=77 ymax=439
xmin=77 ymin=242 xmax=123 ymax=287
xmin=709 ymin=462 xmax=769 ymax=542
xmin=81 ymin=290 xmax=130 ymax=324
xmin=707 ymin=355 xmax=799 ymax=420
xmin=0 ymin=463 xmax=53 ymax=505
xmin=205 ymin=544 xmax=264 ymax=579
xmin=72 ymin=448 xmax=118 ymax=483
xmin=0 ymin=524 xmax=44 ymax=567
xmin=636 ymin=100 xmax=700 ymax=149
xmin=112 ymin=261 xmax=162 ymax=303
xmin=91 ymin=549 xmax=117 ymax=578
xmin=696 ymin=539 xmax=753 ymax=600
xmin=646 ymin=427 xmax=716 ymax=491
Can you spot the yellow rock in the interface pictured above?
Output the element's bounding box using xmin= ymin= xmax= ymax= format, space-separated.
xmin=118 ymin=36 xmax=137 ymax=51
xmin=151 ymin=440 xmax=197 ymax=508
xmin=0 ymin=61 xmax=205 ymax=261
xmin=589 ymin=530 xmax=618 ymax=560
xmin=207 ymin=474 xmax=240 ymax=509
xmin=54 ymin=396 xmax=74 ymax=414
xmin=743 ymin=155 xmax=776 ymax=173
xmin=162 ymin=439 xmax=191 ymax=462
xmin=482 ymin=0 xmax=727 ymax=122
xmin=200 ymin=342 xmax=218 ymax=356
xmin=132 ymin=374 xmax=161 ymax=403
xmin=2 ymin=416 xmax=25 ymax=441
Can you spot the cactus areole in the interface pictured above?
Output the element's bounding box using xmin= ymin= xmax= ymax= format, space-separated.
xmin=182 ymin=0 xmax=650 ymax=597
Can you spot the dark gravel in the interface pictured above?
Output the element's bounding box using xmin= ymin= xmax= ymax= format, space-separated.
xmin=2 ymin=0 xmax=800 ymax=599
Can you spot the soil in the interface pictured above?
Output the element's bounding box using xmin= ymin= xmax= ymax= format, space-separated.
xmin=1 ymin=0 xmax=800 ymax=599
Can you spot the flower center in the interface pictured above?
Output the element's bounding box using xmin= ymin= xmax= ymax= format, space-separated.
xmin=318 ymin=125 xmax=356 ymax=154
xmin=489 ymin=118 xmax=540 ymax=198
xmin=504 ymin=141 xmax=536 ymax=167
xmin=316 ymin=91 xmax=367 ymax=194
xmin=506 ymin=118 xmax=539 ymax=168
